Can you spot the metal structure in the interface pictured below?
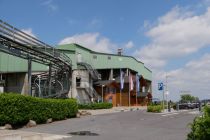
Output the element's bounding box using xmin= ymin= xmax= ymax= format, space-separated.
xmin=77 ymin=62 xmax=101 ymax=81
xmin=77 ymin=62 xmax=101 ymax=102
xmin=0 ymin=19 xmax=72 ymax=98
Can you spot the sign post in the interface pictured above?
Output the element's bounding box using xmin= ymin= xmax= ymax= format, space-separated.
xmin=158 ymin=82 xmax=164 ymax=111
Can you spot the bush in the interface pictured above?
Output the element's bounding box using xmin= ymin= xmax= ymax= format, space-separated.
xmin=0 ymin=93 xmax=78 ymax=126
xmin=187 ymin=106 xmax=210 ymax=140
xmin=147 ymin=105 xmax=162 ymax=113
xmin=78 ymin=102 xmax=113 ymax=110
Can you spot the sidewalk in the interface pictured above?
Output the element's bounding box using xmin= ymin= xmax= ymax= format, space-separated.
xmin=0 ymin=130 xmax=71 ymax=140
xmin=0 ymin=106 xmax=147 ymax=139
xmin=79 ymin=106 xmax=147 ymax=116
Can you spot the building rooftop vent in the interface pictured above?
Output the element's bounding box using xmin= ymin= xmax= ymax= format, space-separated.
xmin=117 ymin=48 xmax=123 ymax=55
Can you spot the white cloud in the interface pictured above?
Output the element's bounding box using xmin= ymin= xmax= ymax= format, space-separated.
xmin=125 ymin=41 xmax=134 ymax=49
xmin=135 ymin=6 xmax=210 ymax=69
xmin=134 ymin=5 xmax=210 ymax=100
xmin=166 ymin=53 xmax=210 ymax=100
xmin=42 ymin=0 xmax=58 ymax=12
xmin=152 ymin=54 xmax=210 ymax=100
xmin=87 ymin=18 xmax=102 ymax=29
xmin=21 ymin=28 xmax=37 ymax=38
xmin=59 ymin=33 xmax=117 ymax=53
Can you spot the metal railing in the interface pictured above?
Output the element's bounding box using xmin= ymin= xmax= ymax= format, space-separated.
xmin=77 ymin=62 xmax=100 ymax=80
xmin=0 ymin=19 xmax=72 ymax=69
xmin=0 ymin=19 xmax=72 ymax=98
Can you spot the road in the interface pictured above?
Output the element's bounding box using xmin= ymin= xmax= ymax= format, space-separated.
xmin=22 ymin=109 xmax=200 ymax=140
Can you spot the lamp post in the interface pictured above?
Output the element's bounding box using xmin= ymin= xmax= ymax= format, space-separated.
xmin=165 ymin=74 xmax=171 ymax=112
xmin=165 ymin=90 xmax=169 ymax=111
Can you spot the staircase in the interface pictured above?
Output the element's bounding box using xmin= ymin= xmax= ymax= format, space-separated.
xmin=77 ymin=62 xmax=100 ymax=80
xmin=79 ymin=81 xmax=101 ymax=103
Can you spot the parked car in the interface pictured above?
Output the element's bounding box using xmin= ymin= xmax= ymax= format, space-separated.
xmin=178 ymin=102 xmax=200 ymax=109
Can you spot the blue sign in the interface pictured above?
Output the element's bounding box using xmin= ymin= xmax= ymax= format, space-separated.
xmin=158 ymin=83 xmax=164 ymax=91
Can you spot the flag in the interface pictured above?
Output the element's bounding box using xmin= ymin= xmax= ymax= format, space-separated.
xmin=120 ymin=69 xmax=125 ymax=90
xmin=136 ymin=75 xmax=142 ymax=97
xmin=130 ymin=73 xmax=134 ymax=91
xmin=136 ymin=74 xmax=140 ymax=92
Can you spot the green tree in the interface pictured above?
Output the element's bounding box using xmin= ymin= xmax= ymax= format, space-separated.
xmin=187 ymin=106 xmax=210 ymax=140
xmin=180 ymin=94 xmax=199 ymax=103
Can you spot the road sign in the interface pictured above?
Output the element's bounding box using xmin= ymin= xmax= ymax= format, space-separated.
xmin=158 ymin=83 xmax=164 ymax=91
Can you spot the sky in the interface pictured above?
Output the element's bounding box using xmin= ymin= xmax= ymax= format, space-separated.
xmin=1 ymin=0 xmax=210 ymax=101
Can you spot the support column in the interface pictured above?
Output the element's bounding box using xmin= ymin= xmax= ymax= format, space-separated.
xmin=48 ymin=64 xmax=52 ymax=96
xmin=109 ymin=69 xmax=113 ymax=80
xmin=128 ymin=70 xmax=130 ymax=107
xmin=119 ymin=69 xmax=122 ymax=106
xmin=28 ymin=57 xmax=32 ymax=96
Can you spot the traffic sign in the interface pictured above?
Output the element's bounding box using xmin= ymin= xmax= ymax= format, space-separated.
xmin=158 ymin=83 xmax=164 ymax=91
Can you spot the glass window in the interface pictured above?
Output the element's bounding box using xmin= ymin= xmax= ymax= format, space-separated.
xmin=93 ymin=55 xmax=97 ymax=59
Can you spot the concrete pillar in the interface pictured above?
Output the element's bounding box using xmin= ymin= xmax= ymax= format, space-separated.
xmin=22 ymin=73 xmax=29 ymax=95
xmin=28 ymin=58 xmax=32 ymax=96
xmin=109 ymin=69 xmax=113 ymax=80
xmin=48 ymin=64 xmax=52 ymax=96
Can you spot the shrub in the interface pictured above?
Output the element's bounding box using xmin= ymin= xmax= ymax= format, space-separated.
xmin=187 ymin=106 xmax=210 ymax=140
xmin=147 ymin=105 xmax=162 ymax=113
xmin=78 ymin=102 xmax=113 ymax=110
xmin=0 ymin=93 xmax=78 ymax=126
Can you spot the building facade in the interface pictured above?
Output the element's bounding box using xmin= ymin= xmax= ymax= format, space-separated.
xmin=0 ymin=43 xmax=152 ymax=106
xmin=58 ymin=43 xmax=152 ymax=106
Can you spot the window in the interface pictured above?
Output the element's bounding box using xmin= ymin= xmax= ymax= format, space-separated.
xmin=108 ymin=56 xmax=111 ymax=60
xmin=76 ymin=77 xmax=81 ymax=87
xmin=93 ymin=55 xmax=97 ymax=59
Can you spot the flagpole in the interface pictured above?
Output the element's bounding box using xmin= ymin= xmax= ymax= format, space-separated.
xmin=120 ymin=69 xmax=122 ymax=106
xmin=120 ymin=88 xmax=122 ymax=106
xmin=129 ymin=70 xmax=130 ymax=107
xmin=136 ymin=74 xmax=137 ymax=106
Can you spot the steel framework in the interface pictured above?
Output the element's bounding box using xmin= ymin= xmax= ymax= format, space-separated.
xmin=0 ymin=19 xmax=72 ymax=98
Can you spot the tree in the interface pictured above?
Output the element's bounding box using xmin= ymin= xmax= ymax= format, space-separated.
xmin=180 ymin=94 xmax=199 ymax=103
xmin=187 ymin=106 xmax=210 ymax=140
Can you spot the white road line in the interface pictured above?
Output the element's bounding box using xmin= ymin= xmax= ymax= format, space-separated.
xmin=188 ymin=111 xmax=200 ymax=114
xmin=161 ymin=112 xmax=179 ymax=117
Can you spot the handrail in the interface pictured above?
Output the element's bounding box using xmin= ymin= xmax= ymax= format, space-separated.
xmin=0 ymin=19 xmax=72 ymax=68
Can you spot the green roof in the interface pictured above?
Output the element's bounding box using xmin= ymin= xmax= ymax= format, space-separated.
xmin=0 ymin=43 xmax=152 ymax=81
xmin=57 ymin=43 xmax=152 ymax=81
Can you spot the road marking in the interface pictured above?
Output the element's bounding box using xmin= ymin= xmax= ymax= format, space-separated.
xmin=188 ymin=111 xmax=200 ymax=114
xmin=161 ymin=112 xmax=179 ymax=117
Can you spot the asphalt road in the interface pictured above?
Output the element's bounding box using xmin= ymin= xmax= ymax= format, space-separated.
xmin=23 ymin=109 xmax=200 ymax=140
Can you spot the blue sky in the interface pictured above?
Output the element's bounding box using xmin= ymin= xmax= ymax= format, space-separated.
xmin=1 ymin=0 xmax=210 ymax=100
xmin=0 ymin=0 xmax=199 ymax=45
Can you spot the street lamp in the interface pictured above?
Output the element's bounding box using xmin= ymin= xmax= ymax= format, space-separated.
xmin=165 ymin=90 xmax=169 ymax=111
xmin=165 ymin=74 xmax=171 ymax=111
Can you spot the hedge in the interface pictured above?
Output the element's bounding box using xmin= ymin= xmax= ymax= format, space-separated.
xmin=147 ymin=105 xmax=162 ymax=113
xmin=187 ymin=106 xmax=210 ymax=140
xmin=78 ymin=102 xmax=113 ymax=110
xmin=0 ymin=93 xmax=78 ymax=126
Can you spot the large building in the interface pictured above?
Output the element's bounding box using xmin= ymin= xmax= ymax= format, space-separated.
xmin=57 ymin=44 xmax=152 ymax=106
xmin=0 ymin=19 xmax=152 ymax=106
xmin=0 ymin=43 xmax=152 ymax=106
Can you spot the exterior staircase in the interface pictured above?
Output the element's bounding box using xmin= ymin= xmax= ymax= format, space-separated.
xmin=77 ymin=62 xmax=100 ymax=80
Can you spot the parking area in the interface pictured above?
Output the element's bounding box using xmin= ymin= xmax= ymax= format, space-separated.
xmin=22 ymin=109 xmax=200 ymax=140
